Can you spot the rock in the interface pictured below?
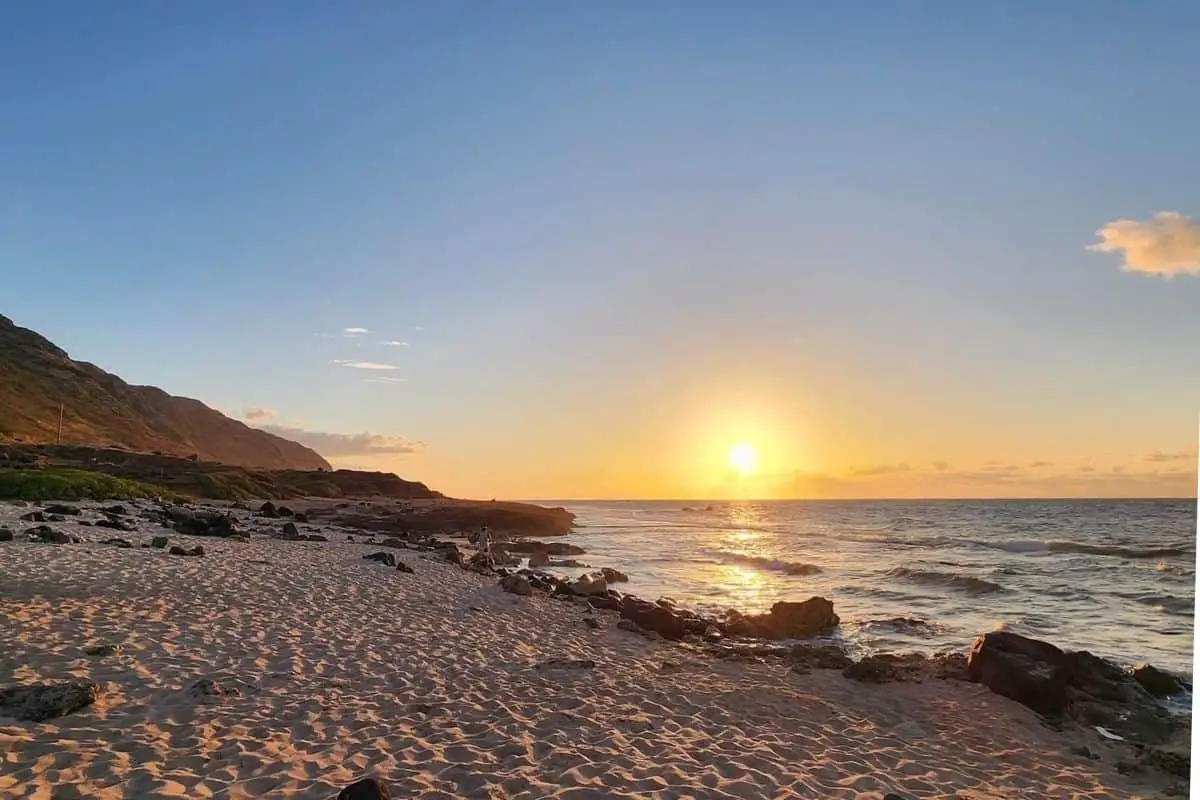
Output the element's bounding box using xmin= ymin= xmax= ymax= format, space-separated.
xmin=568 ymin=572 xmax=608 ymax=597
xmin=336 ymin=778 xmax=391 ymax=800
xmin=100 ymin=504 xmax=127 ymax=516
xmin=503 ymin=540 xmax=586 ymax=556
xmin=84 ymin=644 xmax=121 ymax=657
xmin=440 ymin=546 xmax=464 ymax=566
xmin=95 ymin=518 xmax=136 ymax=532
xmin=281 ymin=521 xmax=300 ymax=540
xmin=302 ymin=533 xmax=328 ymax=542
xmin=363 ymin=551 xmax=397 ymax=567
xmin=548 ymin=559 xmax=588 ymax=568
xmin=20 ymin=511 xmax=45 ymax=522
xmin=842 ymin=653 xmax=929 ymax=683
xmin=600 ymin=567 xmax=629 ymax=583
xmin=396 ymin=561 xmax=414 ymax=574
xmin=151 ymin=536 xmax=169 ymax=549
xmin=1144 ymin=746 xmax=1190 ymax=778
xmin=43 ymin=504 xmax=81 ymax=516
xmin=583 ymin=618 xmax=601 ymax=629
xmin=528 ymin=550 xmax=550 ymax=568
xmin=967 ymin=631 xmax=1176 ymax=744
xmin=0 ymin=528 xmax=13 ymax=542
xmin=27 ymin=525 xmax=71 ymax=544
xmin=619 ymin=598 xmax=707 ymax=640
xmin=101 ymin=538 xmax=134 ymax=549
xmin=168 ymin=545 xmax=205 ymax=557
xmin=276 ymin=505 xmax=295 ymax=517
xmin=47 ymin=513 xmax=66 ymax=522
xmin=720 ymin=597 xmax=839 ymax=640
xmin=258 ymin=501 xmax=280 ymax=518
xmin=0 ymin=680 xmax=101 ymax=721
xmin=1131 ymin=664 xmax=1185 ymax=698
xmin=293 ymin=512 xmax=309 ymax=523
xmin=188 ymin=678 xmax=240 ymax=699
xmin=967 ymin=631 xmax=1071 ymax=715
xmin=617 ymin=618 xmax=643 ymax=633
xmin=171 ymin=510 xmax=239 ymax=538
xmin=788 ymin=643 xmax=853 ymax=672
xmin=501 ymin=574 xmax=533 ymax=596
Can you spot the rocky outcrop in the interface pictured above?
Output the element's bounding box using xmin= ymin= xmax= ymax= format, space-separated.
xmin=501 ymin=574 xmax=533 ymax=596
xmin=169 ymin=509 xmax=239 ymax=538
xmin=0 ymin=680 xmax=101 ymax=721
xmin=363 ymin=552 xmax=397 ymax=568
xmin=337 ymin=778 xmax=391 ymax=800
xmin=721 ymin=598 xmax=840 ymax=640
xmin=168 ymin=545 xmax=205 ymax=557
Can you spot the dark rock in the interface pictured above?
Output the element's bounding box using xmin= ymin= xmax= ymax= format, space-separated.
xmin=1144 ymin=746 xmax=1190 ymax=778
xmin=503 ymin=540 xmax=586 ymax=557
xmin=528 ymin=550 xmax=550 ymax=568
xmin=336 ymin=778 xmax=391 ymax=800
xmin=78 ymin=520 xmax=93 ymax=527
xmin=27 ymin=525 xmax=71 ymax=544
xmin=20 ymin=511 xmax=45 ymax=522
xmin=293 ymin=512 xmax=309 ymax=523
xmin=967 ymin=631 xmax=1071 ymax=715
xmin=281 ymin=521 xmax=301 ymax=540
xmin=1131 ymin=664 xmax=1185 ymax=698
xmin=440 ymin=546 xmax=464 ymax=566
xmin=258 ymin=501 xmax=280 ymax=518
xmin=720 ymin=596 xmax=839 ymax=640
xmin=95 ymin=518 xmax=136 ymax=532
xmin=43 ymin=504 xmax=80 ymax=516
xmin=619 ymin=598 xmax=708 ymax=640
xmin=151 ymin=536 xmax=169 ymax=549
xmin=788 ymin=643 xmax=853 ymax=672
xmin=617 ymin=618 xmax=642 ymax=633
xmin=501 ymin=574 xmax=533 ymax=596
xmin=536 ymin=659 xmax=596 ymax=670
xmin=302 ymin=533 xmax=328 ymax=542
xmin=100 ymin=504 xmax=127 ymax=516
xmin=0 ymin=528 xmax=12 ymax=542
xmin=188 ymin=678 xmax=240 ymax=699
xmin=101 ymin=538 xmax=134 ymax=548
xmin=47 ymin=513 xmax=66 ymax=522
xmin=843 ymin=653 xmax=929 ymax=683
xmin=84 ymin=644 xmax=121 ymax=657
xmin=276 ymin=505 xmax=294 ymax=517
xmin=171 ymin=510 xmax=239 ymax=538
xmin=363 ymin=551 xmax=397 ymax=567
xmin=0 ymin=680 xmax=101 ymax=721
xmin=569 ymin=573 xmax=608 ymax=596
xmin=168 ymin=545 xmax=205 ymax=557
xmin=583 ymin=618 xmax=601 ymax=629
xmin=395 ymin=561 xmax=414 ymax=574
xmin=600 ymin=567 xmax=629 ymax=583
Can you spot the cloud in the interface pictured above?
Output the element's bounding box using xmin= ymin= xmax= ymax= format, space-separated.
xmin=1087 ymin=211 xmax=1200 ymax=277
xmin=931 ymin=461 xmax=949 ymax=471
xmin=331 ymin=360 xmax=398 ymax=370
xmin=414 ymin=325 xmax=426 ymax=332
xmin=1144 ymin=449 xmax=1198 ymax=463
xmin=343 ymin=327 xmax=371 ymax=335
xmin=242 ymin=406 xmax=276 ymax=421
xmin=1028 ymin=460 xmax=1052 ymax=468
xmin=847 ymin=463 xmax=912 ymax=477
xmin=262 ymin=425 xmax=425 ymax=457
xmin=364 ymin=376 xmax=409 ymax=384
xmin=379 ymin=340 xmax=410 ymax=347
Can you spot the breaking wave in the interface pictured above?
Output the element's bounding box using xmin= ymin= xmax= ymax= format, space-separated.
xmin=887 ymin=567 xmax=1005 ymax=595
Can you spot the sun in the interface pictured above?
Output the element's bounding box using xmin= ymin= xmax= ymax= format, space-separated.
xmin=727 ymin=442 xmax=758 ymax=477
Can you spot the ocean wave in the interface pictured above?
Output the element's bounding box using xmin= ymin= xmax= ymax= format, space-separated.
xmin=990 ymin=540 xmax=1190 ymax=560
xmin=856 ymin=617 xmax=943 ymax=638
xmin=887 ymin=567 xmax=1005 ymax=595
xmin=716 ymin=552 xmax=822 ymax=576
xmin=1113 ymin=592 xmax=1194 ymax=616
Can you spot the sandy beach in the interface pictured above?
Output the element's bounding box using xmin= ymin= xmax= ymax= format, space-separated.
xmin=0 ymin=503 xmax=1185 ymax=799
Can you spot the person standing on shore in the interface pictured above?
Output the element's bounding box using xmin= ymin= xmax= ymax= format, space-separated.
xmin=477 ymin=526 xmax=492 ymax=567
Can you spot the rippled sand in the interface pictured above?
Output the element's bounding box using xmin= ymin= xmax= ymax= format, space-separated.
xmin=0 ymin=505 xmax=1180 ymax=799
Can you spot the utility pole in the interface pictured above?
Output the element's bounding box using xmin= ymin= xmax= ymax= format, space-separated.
xmin=57 ymin=403 xmax=64 ymax=444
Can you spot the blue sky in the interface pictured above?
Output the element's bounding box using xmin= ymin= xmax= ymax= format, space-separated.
xmin=2 ymin=2 xmax=1197 ymax=498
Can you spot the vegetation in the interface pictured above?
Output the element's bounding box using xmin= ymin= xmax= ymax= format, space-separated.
xmin=0 ymin=468 xmax=189 ymax=502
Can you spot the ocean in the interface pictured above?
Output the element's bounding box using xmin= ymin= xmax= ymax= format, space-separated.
xmin=546 ymin=499 xmax=1197 ymax=677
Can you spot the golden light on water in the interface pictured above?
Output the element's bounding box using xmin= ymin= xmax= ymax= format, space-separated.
xmin=727 ymin=442 xmax=758 ymax=476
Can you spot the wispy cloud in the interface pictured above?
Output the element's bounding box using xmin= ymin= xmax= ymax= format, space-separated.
xmin=331 ymin=360 xmax=397 ymax=371
xmin=1144 ymin=449 xmax=1198 ymax=463
xmin=847 ymin=463 xmax=911 ymax=477
xmin=262 ymin=425 xmax=425 ymax=456
xmin=343 ymin=326 xmax=371 ymax=335
xmin=242 ymin=406 xmax=276 ymax=421
xmin=1087 ymin=211 xmax=1200 ymax=277
xmin=1028 ymin=460 xmax=1052 ymax=468
xmin=414 ymin=325 xmax=426 ymax=332
xmin=364 ymin=376 xmax=408 ymax=384
xmin=379 ymin=340 xmax=410 ymax=347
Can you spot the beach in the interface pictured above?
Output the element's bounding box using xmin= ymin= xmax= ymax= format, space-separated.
xmin=0 ymin=501 xmax=1188 ymax=799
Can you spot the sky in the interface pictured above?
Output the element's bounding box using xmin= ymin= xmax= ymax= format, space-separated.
xmin=2 ymin=1 xmax=1198 ymax=500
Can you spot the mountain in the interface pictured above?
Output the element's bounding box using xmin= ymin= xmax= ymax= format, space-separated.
xmin=0 ymin=314 xmax=330 ymax=470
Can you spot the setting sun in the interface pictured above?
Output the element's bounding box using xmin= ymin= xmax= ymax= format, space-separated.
xmin=727 ymin=442 xmax=758 ymax=476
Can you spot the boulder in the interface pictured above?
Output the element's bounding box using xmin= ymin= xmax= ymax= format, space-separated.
xmin=501 ymin=574 xmax=533 ymax=596
xmin=363 ymin=552 xmax=397 ymax=568
xmin=281 ymin=522 xmax=301 ymax=540
xmin=720 ymin=597 xmax=839 ymax=640
xmin=619 ymin=598 xmax=708 ymax=640
xmin=95 ymin=518 xmax=136 ymax=532
xmin=600 ymin=567 xmax=629 ymax=583
xmin=27 ymin=525 xmax=71 ymax=544
xmin=168 ymin=545 xmax=205 ymax=557
xmin=100 ymin=504 xmax=128 ymax=516
xmin=258 ymin=501 xmax=280 ymax=518
xmin=503 ymin=540 xmax=586 ymax=556
xmin=395 ymin=561 xmax=414 ymax=574
xmin=43 ymin=504 xmax=80 ymax=516
xmin=967 ymin=631 xmax=1070 ymax=715
xmin=276 ymin=506 xmax=295 ymax=517
xmin=0 ymin=528 xmax=12 ymax=542
xmin=568 ymin=573 xmax=608 ymax=597
xmin=20 ymin=511 xmax=45 ymax=522
xmin=1132 ymin=664 xmax=1186 ymax=698
xmin=788 ymin=643 xmax=853 ymax=672
xmin=151 ymin=536 xmax=169 ymax=549
xmin=293 ymin=512 xmax=309 ymax=524
xmin=528 ymin=550 xmax=550 ymax=568
xmin=337 ymin=778 xmax=391 ymax=800
xmin=0 ymin=680 xmax=101 ymax=721
xmin=171 ymin=511 xmax=239 ymax=538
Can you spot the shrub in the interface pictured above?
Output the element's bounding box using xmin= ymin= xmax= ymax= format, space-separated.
xmin=0 ymin=468 xmax=188 ymax=502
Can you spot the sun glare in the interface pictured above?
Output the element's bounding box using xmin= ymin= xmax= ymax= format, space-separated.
xmin=727 ymin=442 xmax=758 ymax=477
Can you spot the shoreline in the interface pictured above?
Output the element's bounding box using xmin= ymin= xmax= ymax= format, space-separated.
xmin=0 ymin=497 xmax=1191 ymax=799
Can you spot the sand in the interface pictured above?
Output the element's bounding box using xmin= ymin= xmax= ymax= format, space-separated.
xmin=0 ymin=502 xmax=1184 ymax=799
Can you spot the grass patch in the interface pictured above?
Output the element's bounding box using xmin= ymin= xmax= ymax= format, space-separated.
xmin=0 ymin=468 xmax=189 ymax=502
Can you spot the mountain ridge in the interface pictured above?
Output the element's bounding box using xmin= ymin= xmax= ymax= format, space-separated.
xmin=0 ymin=313 xmax=331 ymax=470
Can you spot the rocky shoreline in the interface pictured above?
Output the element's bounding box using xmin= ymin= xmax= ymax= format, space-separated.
xmin=1 ymin=496 xmax=1192 ymax=795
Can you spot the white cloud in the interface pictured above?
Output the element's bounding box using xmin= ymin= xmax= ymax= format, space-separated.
xmin=1144 ymin=449 xmax=1198 ymax=463
xmin=262 ymin=425 xmax=425 ymax=456
xmin=343 ymin=327 xmax=371 ymax=335
xmin=414 ymin=325 xmax=426 ymax=332
xmin=364 ymin=376 xmax=409 ymax=384
xmin=242 ymin=406 xmax=276 ymax=421
xmin=331 ymin=360 xmax=398 ymax=370
xmin=379 ymin=340 xmax=410 ymax=347
xmin=1087 ymin=211 xmax=1200 ymax=277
